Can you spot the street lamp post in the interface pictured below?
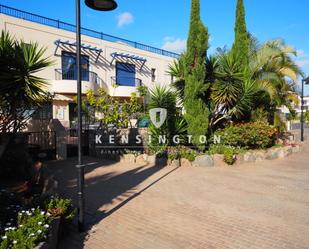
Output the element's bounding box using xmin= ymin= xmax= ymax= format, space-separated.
xmin=76 ymin=0 xmax=117 ymax=232
xmin=300 ymin=76 xmax=309 ymax=142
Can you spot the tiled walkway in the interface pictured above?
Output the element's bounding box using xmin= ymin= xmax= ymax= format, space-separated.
xmin=46 ymin=144 xmax=309 ymax=249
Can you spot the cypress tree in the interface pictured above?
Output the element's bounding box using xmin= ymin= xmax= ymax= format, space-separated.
xmin=232 ymin=0 xmax=249 ymax=68
xmin=184 ymin=0 xmax=210 ymax=149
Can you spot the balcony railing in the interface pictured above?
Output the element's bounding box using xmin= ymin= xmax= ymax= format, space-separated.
xmin=111 ymin=76 xmax=142 ymax=87
xmin=0 ymin=4 xmax=180 ymax=59
xmin=55 ymin=69 xmax=102 ymax=85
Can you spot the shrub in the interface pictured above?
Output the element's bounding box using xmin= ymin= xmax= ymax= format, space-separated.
xmin=179 ymin=148 xmax=198 ymax=162
xmin=167 ymin=147 xmax=181 ymax=161
xmin=223 ymin=147 xmax=236 ymax=165
xmin=43 ymin=195 xmax=76 ymax=223
xmin=213 ymin=122 xmax=277 ymax=149
xmin=167 ymin=146 xmax=198 ymax=162
xmin=209 ymin=144 xmax=226 ymax=155
xmin=209 ymin=144 xmax=247 ymax=155
xmin=0 ymin=191 xmax=76 ymax=249
xmin=0 ymin=208 xmax=51 ymax=249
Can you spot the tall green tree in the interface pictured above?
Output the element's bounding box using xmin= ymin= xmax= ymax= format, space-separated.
xmin=231 ymin=0 xmax=249 ymax=69
xmin=184 ymin=0 xmax=210 ymax=149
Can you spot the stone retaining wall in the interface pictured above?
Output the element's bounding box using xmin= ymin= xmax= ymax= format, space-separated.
xmin=120 ymin=145 xmax=302 ymax=167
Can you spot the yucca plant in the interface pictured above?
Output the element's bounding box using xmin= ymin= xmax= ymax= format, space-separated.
xmin=0 ymin=31 xmax=53 ymax=134
xmin=147 ymin=85 xmax=179 ymax=151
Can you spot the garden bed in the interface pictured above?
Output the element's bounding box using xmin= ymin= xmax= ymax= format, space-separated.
xmin=120 ymin=144 xmax=302 ymax=167
xmin=0 ymin=191 xmax=76 ymax=249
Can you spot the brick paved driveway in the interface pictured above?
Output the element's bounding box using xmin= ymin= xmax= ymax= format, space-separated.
xmin=46 ymin=144 xmax=309 ymax=249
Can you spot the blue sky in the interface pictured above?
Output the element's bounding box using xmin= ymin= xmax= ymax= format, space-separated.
xmin=2 ymin=0 xmax=309 ymax=92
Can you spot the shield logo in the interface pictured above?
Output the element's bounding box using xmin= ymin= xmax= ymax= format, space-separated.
xmin=149 ymin=108 xmax=167 ymax=128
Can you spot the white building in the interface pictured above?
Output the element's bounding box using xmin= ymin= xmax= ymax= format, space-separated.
xmin=0 ymin=4 xmax=178 ymax=129
xmin=279 ymin=95 xmax=309 ymax=115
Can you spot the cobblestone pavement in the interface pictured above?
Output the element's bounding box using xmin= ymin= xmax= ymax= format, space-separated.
xmin=46 ymin=144 xmax=309 ymax=249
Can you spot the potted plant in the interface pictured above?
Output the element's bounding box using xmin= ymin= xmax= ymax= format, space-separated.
xmin=43 ymin=195 xmax=76 ymax=238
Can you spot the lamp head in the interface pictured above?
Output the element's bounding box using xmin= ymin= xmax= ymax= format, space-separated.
xmin=304 ymin=76 xmax=309 ymax=85
xmin=85 ymin=0 xmax=117 ymax=11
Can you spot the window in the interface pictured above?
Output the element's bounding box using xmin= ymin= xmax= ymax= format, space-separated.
xmin=116 ymin=62 xmax=136 ymax=86
xmin=151 ymin=68 xmax=156 ymax=82
xmin=61 ymin=51 xmax=89 ymax=81
xmin=32 ymin=103 xmax=53 ymax=120
xmin=69 ymin=103 xmax=94 ymax=128
xmin=69 ymin=103 xmax=77 ymax=128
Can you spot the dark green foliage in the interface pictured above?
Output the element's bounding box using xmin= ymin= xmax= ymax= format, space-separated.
xmin=0 ymin=191 xmax=23 ymax=234
xmin=213 ymin=122 xmax=278 ymax=149
xmin=184 ymin=0 xmax=210 ymax=149
xmin=0 ymin=133 xmax=33 ymax=180
xmin=231 ymin=0 xmax=250 ymax=69
xmin=148 ymin=86 xmax=178 ymax=152
xmin=286 ymin=109 xmax=298 ymax=121
xmin=168 ymin=56 xmax=186 ymax=102
xmin=0 ymin=31 xmax=53 ymax=133
xmin=148 ymin=85 xmax=177 ymax=138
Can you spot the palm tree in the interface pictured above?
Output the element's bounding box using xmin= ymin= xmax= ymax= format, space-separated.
xmin=249 ymin=39 xmax=303 ymax=127
xmin=148 ymin=85 xmax=178 ymax=149
xmin=166 ymin=37 xmax=302 ymax=132
xmin=167 ymin=56 xmax=186 ymax=102
xmin=148 ymin=85 xmax=177 ymax=117
xmin=0 ymin=31 xmax=53 ymax=133
xmin=209 ymin=52 xmax=273 ymax=127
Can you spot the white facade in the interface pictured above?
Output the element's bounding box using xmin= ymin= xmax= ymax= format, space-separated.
xmin=279 ymin=95 xmax=309 ymax=115
xmin=0 ymin=6 xmax=177 ymax=128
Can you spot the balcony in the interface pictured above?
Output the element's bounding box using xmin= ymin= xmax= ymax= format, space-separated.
xmin=55 ymin=69 xmax=102 ymax=84
xmin=110 ymin=76 xmax=143 ymax=97
xmin=111 ymin=76 xmax=142 ymax=87
xmin=52 ymin=69 xmax=103 ymax=94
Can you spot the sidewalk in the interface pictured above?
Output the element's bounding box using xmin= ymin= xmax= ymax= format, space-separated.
xmin=46 ymin=144 xmax=309 ymax=249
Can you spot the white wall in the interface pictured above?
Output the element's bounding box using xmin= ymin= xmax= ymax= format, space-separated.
xmin=0 ymin=14 xmax=176 ymax=97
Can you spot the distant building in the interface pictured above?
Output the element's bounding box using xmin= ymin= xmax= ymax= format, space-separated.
xmin=279 ymin=95 xmax=309 ymax=116
xmin=0 ymin=4 xmax=178 ymax=129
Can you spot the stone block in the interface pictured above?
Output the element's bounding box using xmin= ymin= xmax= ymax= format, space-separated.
xmin=192 ymin=155 xmax=214 ymax=167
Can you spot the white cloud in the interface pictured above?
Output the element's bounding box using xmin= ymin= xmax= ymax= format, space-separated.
xmin=296 ymin=49 xmax=308 ymax=58
xmin=117 ymin=12 xmax=134 ymax=28
xmin=296 ymin=60 xmax=309 ymax=67
xmin=162 ymin=37 xmax=186 ymax=53
xmin=163 ymin=36 xmax=175 ymax=42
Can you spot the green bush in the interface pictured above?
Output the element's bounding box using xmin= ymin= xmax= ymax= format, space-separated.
xmin=167 ymin=146 xmax=181 ymax=161
xmin=167 ymin=146 xmax=198 ymax=162
xmin=0 ymin=208 xmax=51 ymax=249
xmin=212 ymin=122 xmax=277 ymax=149
xmin=209 ymin=144 xmax=226 ymax=155
xmin=209 ymin=144 xmax=247 ymax=155
xmin=223 ymin=147 xmax=236 ymax=165
xmin=43 ymin=195 xmax=76 ymax=222
xmin=0 ymin=191 xmax=76 ymax=248
xmin=179 ymin=148 xmax=198 ymax=162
